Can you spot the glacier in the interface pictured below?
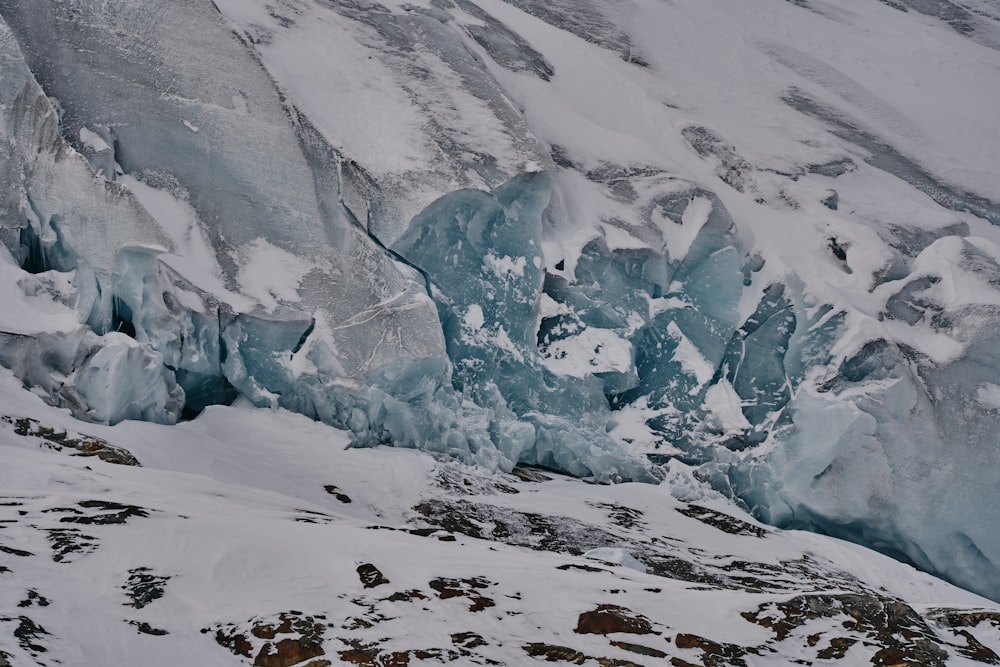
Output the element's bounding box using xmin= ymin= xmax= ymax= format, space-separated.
xmin=1 ymin=0 xmax=1000 ymax=603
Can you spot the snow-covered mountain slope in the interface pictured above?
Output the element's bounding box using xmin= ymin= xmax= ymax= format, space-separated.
xmin=1 ymin=0 xmax=1000 ymax=608
xmin=1 ymin=368 xmax=999 ymax=666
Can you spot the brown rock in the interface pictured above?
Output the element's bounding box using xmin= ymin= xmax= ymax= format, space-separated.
xmin=610 ymin=640 xmax=667 ymax=658
xmin=674 ymin=633 xmax=748 ymax=667
xmin=255 ymin=637 xmax=325 ymax=667
xmin=215 ymin=630 xmax=253 ymax=658
xmin=523 ymin=642 xmax=588 ymax=663
xmin=575 ymin=605 xmax=655 ymax=635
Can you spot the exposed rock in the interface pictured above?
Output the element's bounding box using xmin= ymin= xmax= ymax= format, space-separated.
xmin=412 ymin=498 xmax=854 ymax=592
xmin=821 ymin=188 xmax=839 ymax=210
xmin=927 ymin=609 xmax=1000 ymax=663
xmin=337 ymin=638 xmax=458 ymax=666
xmin=610 ymin=640 xmax=667 ymax=658
xmin=45 ymin=528 xmax=98 ymax=562
xmin=356 ymin=563 xmax=389 ymax=589
xmin=6 ymin=615 xmax=49 ymax=655
xmin=214 ymin=627 xmax=254 ymax=658
xmin=523 ymin=642 xmax=588 ymax=663
xmin=557 ymin=563 xmax=609 ymax=573
xmin=2 ymin=416 xmax=140 ymax=466
xmin=674 ymin=633 xmax=749 ymax=666
xmin=511 ymin=466 xmax=553 ymax=482
xmin=17 ymin=590 xmax=49 ymax=608
xmin=209 ymin=612 xmax=327 ymax=667
xmin=451 ymin=631 xmax=487 ymax=649
xmin=807 ymin=157 xmax=856 ymax=177
xmin=323 ymin=485 xmax=352 ymax=503
xmin=382 ymin=590 xmax=428 ymax=603
xmin=815 ymin=636 xmax=856 ymax=660
xmin=677 ymin=505 xmax=767 ymax=537
xmin=61 ymin=500 xmax=150 ymax=525
xmin=589 ymin=502 xmax=646 ymax=530
xmin=128 ymin=620 xmax=169 ymax=636
xmin=255 ymin=637 xmax=325 ymax=667
xmin=122 ymin=567 xmax=169 ymax=608
xmin=0 ymin=544 xmax=32 ymax=557
xmin=575 ymin=604 xmax=655 ymax=635
xmin=743 ymin=593 xmax=950 ymax=665
xmin=682 ymin=126 xmax=754 ymax=193
xmin=428 ymin=577 xmax=495 ymax=612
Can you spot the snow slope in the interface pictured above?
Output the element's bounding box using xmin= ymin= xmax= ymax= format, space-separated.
xmin=1 ymin=368 xmax=999 ymax=666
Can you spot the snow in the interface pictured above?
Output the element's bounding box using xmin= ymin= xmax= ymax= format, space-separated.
xmin=540 ymin=328 xmax=633 ymax=378
xmin=0 ymin=247 xmax=79 ymax=336
xmin=78 ymin=127 xmax=110 ymax=152
xmin=462 ymin=304 xmax=486 ymax=331
xmin=660 ymin=195 xmax=714 ymax=263
xmin=235 ymin=239 xmax=315 ymax=314
xmin=703 ymin=380 xmax=752 ymax=434
xmin=583 ymin=548 xmax=648 ymax=573
xmin=976 ymin=383 xmax=1000 ymax=410
xmin=0 ymin=366 xmax=997 ymax=664
xmin=117 ymin=175 xmax=246 ymax=311
xmin=484 ymin=251 xmax=527 ymax=279
xmin=666 ymin=321 xmax=715 ymax=389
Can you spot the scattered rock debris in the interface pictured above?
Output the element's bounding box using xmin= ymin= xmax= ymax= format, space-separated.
xmin=17 ymin=590 xmax=49 ymax=608
xmin=429 ymin=577 xmax=496 ymax=612
xmin=2 ymin=416 xmax=139 ymax=466
xmin=1 ymin=615 xmax=50 ymax=657
xmin=45 ymin=528 xmax=98 ymax=562
xmin=209 ymin=612 xmax=328 ymax=667
xmin=742 ymin=593 xmax=954 ymax=665
xmin=677 ymin=504 xmax=767 ymax=538
xmin=673 ymin=633 xmax=750 ymax=666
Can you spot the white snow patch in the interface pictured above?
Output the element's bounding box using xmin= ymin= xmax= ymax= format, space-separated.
xmin=703 ymin=380 xmax=752 ymax=433
xmin=538 ymin=293 xmax=570 ymax=318
xmin=977 ymin=384 xmax=1000 ymax=410
xmin=463 ymin=304 xmax=485 ymax=332
xmin=78 ymin=127 xmax=110 ymax=152
xmin=541 ymin=328 xmax=633 ymax=378
xmin=119 ymin=175 xmax=252 ymax=311
xmin=236 ymin=238 xmax=315 ymax=313
xmin=485 ymin=251 xmax=527 ymax=279
xmin=667 ymin=322 xmax=715 ymax=389
xmin=657 ymin=196 xmax=712 ymax=262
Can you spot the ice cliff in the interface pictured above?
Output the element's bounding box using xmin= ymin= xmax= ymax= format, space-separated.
xmin=1 ymin=0 xmax=999 ymax=601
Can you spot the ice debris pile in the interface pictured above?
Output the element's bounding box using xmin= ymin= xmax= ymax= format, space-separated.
xmin=1 ymin=0 xmax=1000 ymax=601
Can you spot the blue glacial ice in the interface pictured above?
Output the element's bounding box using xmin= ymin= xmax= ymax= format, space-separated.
xmin=729 ymin=239 xmax=1000 ymax=602
xmin=392 ymin=171 xmax=655 ymax=481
